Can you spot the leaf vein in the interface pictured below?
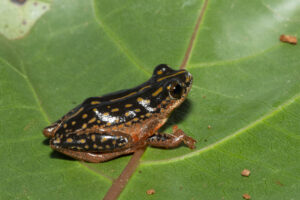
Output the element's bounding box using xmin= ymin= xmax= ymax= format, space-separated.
xmin=141 ymin=92 xmax=300 ymax=165
xmin=193 ymin=85 xmax=240 ymax=99
xmin=22 ymin=67 xmax=51 ymax=124
xmin=91 ymin=0 xmax=150 ymax=75
xmin=180 ymin=0 xmax=209 ymax=69
xmin=0 ymin=57 xmax=27 ymax=78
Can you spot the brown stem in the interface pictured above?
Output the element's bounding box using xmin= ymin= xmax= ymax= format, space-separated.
xmin=180 ymin=0 xmax=209 ymax=69
xmin=103 ymin=147 xmax=146 ymax=200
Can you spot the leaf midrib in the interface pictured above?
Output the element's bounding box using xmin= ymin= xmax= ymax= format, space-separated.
xmin=103 ymin=0 xmax=210 ymax=198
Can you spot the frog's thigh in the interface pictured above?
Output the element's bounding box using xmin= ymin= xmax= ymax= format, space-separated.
xmin=147 ymin=126 xmax=196 ymax=149
xmin=53 ymin=148 xmax=135 ymax=163
xmin=51 ymin=131 xmax=132 ymax=151
xmin=50 ymin=131 xmax=133 ymax=162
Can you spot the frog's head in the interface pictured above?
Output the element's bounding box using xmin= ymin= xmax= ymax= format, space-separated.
xmin=149 ymin=64 xmax=193 ymax=117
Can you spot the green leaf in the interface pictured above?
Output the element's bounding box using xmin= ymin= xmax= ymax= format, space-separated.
xmin=1 ymin=0 xmax=299 ymax=199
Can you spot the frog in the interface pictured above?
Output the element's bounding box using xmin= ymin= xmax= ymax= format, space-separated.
xmin=43 ymin=64 xmax=196 ymax=163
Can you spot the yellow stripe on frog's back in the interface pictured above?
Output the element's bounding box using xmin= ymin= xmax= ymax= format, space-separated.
xmin=157 ymin=71 xmax=186 ymax=82
xmin=110 ymin=92 xmax=137 ymax=102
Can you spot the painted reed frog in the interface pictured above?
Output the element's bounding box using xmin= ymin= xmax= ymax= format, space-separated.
xmin=43 ymin=64 xmax=196 ymax=162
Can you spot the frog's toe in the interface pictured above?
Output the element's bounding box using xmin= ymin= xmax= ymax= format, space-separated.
xmin=184 ymin=136 xmax=196 ymax=149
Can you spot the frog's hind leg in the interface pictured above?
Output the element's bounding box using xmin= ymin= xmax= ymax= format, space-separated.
xmin=51 ymin=148 xmax=135 ymax=163
xmin=50 ymin=130 xmax=134 ymax=162
xmin=147 ymin=125 xmax=196 ymax=149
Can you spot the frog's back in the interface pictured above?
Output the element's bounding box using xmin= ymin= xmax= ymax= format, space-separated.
xmin=53 ymin=64 xmax=189 ymax=136
xmin=56 ymin=86 xmax=158 ymax=134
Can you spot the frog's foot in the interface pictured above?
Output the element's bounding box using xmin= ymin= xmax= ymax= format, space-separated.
xmin=51 ymin=145 xmax=135 ymax=163
xmin=43 ymin=121 xmax=61 ymax=138
xmin=147 ymin=125 xmax=196 ymax=149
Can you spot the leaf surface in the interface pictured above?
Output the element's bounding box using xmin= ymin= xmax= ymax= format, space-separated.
xmin=0 ymin=0 xmax=299 ymax=199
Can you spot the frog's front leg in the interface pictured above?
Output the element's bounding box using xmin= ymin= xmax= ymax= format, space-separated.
xmin=147 ymin=125 xmax=196 ymax=149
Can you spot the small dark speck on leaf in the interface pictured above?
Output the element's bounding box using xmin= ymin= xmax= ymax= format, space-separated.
xmin=11 ymin=0 xmax=26 ymax=5
xmin=204 ymin=139 xmax=208 ymax=142
xmin=146 ymin=189 xmax=155 ymax=195
xmin=280 ymin=34 xmax=297 ymax=44
xmin=242 ymin=193 xmax=251 ymax=200
xmin=43 ymin=5 xmax=47 ymax=9
xmin=22 ymin=20 xmax=27 ymax=25
xmin=138 ymin=170 xmax=142 ymax=174
xmin=179 ymin=186 xmax=183 ymax=190
xmin=202 ymin=95 xmax=206 ymax=99
xmin=23 ymin=120 xmax=35 ymax=131
xmin=276 ymin=181 xmax=284 ymax=186
xmin=34 ymin=2 xmax=38 ymax=6
xmin=241 ymin=169 xmax=251 ymax=177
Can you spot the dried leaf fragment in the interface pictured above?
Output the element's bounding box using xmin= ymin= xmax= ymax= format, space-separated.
xmin=11 ymin=0 xmax=26 ymax=5
xmin=280 ymin=34 xmax=297 ymax=44
xmin=146 ymin=189 xmax=155 ymax=195
xmin=241 ymin=169 xmax=251 ymax=177
xmin=242 ymin=193 xmax=251 ymax=199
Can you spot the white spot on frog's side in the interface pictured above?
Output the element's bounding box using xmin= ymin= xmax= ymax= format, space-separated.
xmin=138 ymin=99 xmax=156 ymax=112
xmin=93 ymin=109 xmax=121 ymax=124
xmin=53 ymin=138 xmax=60 ymax=144
xmin=125 ymin=111 xmax=136 ymax=118
xmin=0 ymin=0 xmax=50 ymax=40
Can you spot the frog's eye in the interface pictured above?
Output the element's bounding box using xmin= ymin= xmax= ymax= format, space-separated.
xmin=169 ymin=81 xmax=184 ymax=99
